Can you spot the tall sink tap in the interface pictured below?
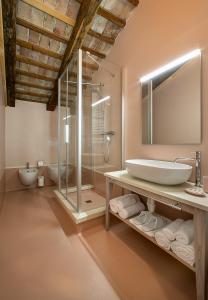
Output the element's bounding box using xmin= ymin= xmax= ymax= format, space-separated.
xmin=174 ymin=151 xmax=201 ymax=186
xmin=195 ymin=151 xmax=201 ymax=187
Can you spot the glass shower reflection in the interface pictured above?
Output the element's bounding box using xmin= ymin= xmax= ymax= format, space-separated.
xmin=58 ymin=49 xmax=122 ymax=214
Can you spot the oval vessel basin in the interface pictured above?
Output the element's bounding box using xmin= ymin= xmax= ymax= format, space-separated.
xmin=125 ymin=159 xmax=192 ymax=185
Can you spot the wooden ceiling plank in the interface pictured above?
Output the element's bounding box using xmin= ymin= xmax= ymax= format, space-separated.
xmin=47 ymin=0 xmax=102 ymax=111
xmin=16 ymin=90 xmax=50 ymax=98
xmin=15 ymin=80 xmax=53 ymax=91
xmin=21 ymin=0 xmax=76 ymax=27
xmin=16 ymin=17 xmax=68 ymax=44
xmin=16 ymin=54 xmax=59 ymax=72
xmin=16 ymin=96 xmax=47 ymax=104
xmin=88 ymin=29 xmax=114 ymax=45
xmin=82 ymin=61 xmax=98 ymax=71
xmin=16 ymin=69 xmax=56 ymax=82
xmin=16 ymin=39 xmax=63 ymax=60
xmin=82 ymin=46 xmax=106 ymax=59
xmin=2 ymin=0 xmax=16 ymax=107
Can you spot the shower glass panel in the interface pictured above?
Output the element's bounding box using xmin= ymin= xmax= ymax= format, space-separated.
xmin=58 ymin=48 xmax=122 ymax=213
xmin=58 ymin=52 xmax=79 ymax=211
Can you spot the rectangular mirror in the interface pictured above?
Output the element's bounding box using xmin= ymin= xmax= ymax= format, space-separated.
xmin=141 ymin=50 xmax=201 ymax=144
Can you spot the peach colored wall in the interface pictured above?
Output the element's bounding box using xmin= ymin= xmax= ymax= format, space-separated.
xmin=106 ymin=0 xmax=208 ymax=176
xmin=5 ymin=100 xmax=57 ymax=168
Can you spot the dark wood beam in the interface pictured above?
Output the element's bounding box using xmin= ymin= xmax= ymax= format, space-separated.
xmin=82 ymin=46 xmax=106 ymax=59
xmin=16 ymin=17 xmax=68 ymax=44
xmin=82 ymin=61 xmax=98 ymax=71
xmin=16 ymin=55 xmax=59 ymax=72
xmin=16 ymin=69 xmax=56 ymax=82
xmin=15 ymin=80 xmax=53 ymax=91
xmin=128 ymin=0 xmax=139 ymax=6
xmin=88 ymin=29 xmax=115 ymax=45
xmin=16 ymin=90 xmax=50 ymax=98
xmin=16 ymin=39 xmax=63 ymax=60
xmin=2 ymin=0 xmax=16 ymax=107
xmin=47 ymin=0 xmax=102 ymax=111
xmin=97 ymin=7 xmax=126 ymax=28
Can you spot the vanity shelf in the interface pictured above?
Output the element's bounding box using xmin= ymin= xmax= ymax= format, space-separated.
xmin=109 ymin=209 xmax=195 ymax=272
xmin=105 ymin=170 xmax=208 ymax=300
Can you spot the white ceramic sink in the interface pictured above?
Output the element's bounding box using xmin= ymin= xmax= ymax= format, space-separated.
xmin=125 ymin=159 xmax=192 ymax=185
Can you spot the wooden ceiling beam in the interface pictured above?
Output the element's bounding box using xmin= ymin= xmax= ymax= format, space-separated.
xmin=2 ymin=0 xmax=16 ymax=107
xmin=16 ymin=69 xmax=56 ymax=82
xmin=88 ymin=29 xmax=114 ymax=45
xmin=16 ymin=89 xmax=50 ymax=98
xmin=97 ymin=7 xmax=126 ymax=28
xmin=16 ymin=96 xmax=47 ymax=104
xmin=82 ymin=46 xmax=106 ymax=59
xmin=21 ymin=0 xmax=76 ymax=27
xmin=47 ymin=0 xmax=102 ymax=111
xmin=16 ymin=17 xmax=68 ymax=44
xmin=15 ymin=80 xmax=53 ymax=91
xmin=128 ymin=0 xmax=139 ymax=6
xmin=16 ymin=39 xmax=63 ymax=60
xmin=82 ymin=61 xmax=98 ymax=71
xmin=16 ymin=54 xmax=59 ymax=72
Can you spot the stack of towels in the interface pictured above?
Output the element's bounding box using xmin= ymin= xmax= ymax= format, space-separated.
xmin=109 ymin=194 xmax=145 ymax=219
xmin=129 ymin=211 xmax=170 ymax=237
xmin=154 ymin=219 xmax=195 ymax=266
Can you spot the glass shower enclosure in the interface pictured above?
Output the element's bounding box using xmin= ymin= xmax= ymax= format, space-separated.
xmin=58 ymin=48 xmax=122 ymax=213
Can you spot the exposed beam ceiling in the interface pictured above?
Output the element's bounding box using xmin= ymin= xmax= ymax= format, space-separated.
xmin=16 ymin=55 xmax=59 ymax=72
xmin=16 ymin=96 xmax=47 ymax=104
xmin=2 ymin=0 xmax=16 ymax=107
xmin=15 ymin=80 xmax=53 ymax=91
xmin=16 ymin=39 xmax=63 ymax=60
xmin=16 ymin=69 xmax=56 ymax=82
xmin=15 ymin=89 xmax=50 ymax=98
xmin=47 ymin=0 xmax=102 ymax=111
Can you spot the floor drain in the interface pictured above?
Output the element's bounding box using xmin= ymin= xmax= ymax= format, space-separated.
xmin=85 ymin=200 xmax=93 ymax=204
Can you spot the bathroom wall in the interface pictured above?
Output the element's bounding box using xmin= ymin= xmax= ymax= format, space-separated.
xmin=106 ymin=0 xmax=208 ymax=176
xmin=5 ymin=100 xmax=57 ymax=191
xmin=0 ymin=2 xmax=6 ymax=208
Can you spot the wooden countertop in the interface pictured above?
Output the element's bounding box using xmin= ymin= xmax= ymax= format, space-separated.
xmin=105 ymin=170 xmax=208 ymax=212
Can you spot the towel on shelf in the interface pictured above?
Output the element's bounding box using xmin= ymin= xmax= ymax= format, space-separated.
xmin=129 ymin=211 xmax=152 ymax=226
xmin=109 ymin=194 xmax=139 ymax=213
xmin=175 ymin=220 xmax=194 ymax=245
xmin=171 ymin=241 xmax=195 ymax=266
xmin=141 ymin=215 xmax=166 ymax=232
xmin=155 ymin=230 xmax=171 ymax=250
xmin=162 ymin=219 xmax=184 ymax=241
xmin=118 ymin=201 xmax=145 ymax=219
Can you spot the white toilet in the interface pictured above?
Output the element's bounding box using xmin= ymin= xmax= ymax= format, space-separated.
xmin=47 ymin=164 xmax=73 ymax=184
xmin=19 ymin=168 xmax=38 ymax=186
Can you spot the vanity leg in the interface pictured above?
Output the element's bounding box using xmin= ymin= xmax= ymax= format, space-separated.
xmin=105 ymin=178 xmax=113 ymax=231
xmin=194 ymin=209 xmax=208 ymax=300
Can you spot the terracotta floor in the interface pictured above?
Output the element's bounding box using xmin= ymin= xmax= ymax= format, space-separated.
xmin=0 ymin=187 xmax=196 ymax=300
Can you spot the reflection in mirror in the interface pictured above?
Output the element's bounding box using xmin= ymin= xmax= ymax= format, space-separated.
xmin=141 ymin=50 xmax=201 ymax=144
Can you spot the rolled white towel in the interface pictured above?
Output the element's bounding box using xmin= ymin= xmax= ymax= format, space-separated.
xmin=129 ymin=211 xmax=152 ymax=226
xmin=141 ymin=215 xmax=166 ymax=232
xmin=155 ymin=230 xmax=171 ymax=250
xmin=109 ymin=194 xmax=139 ymax=213
xmin=171 ymin=241 xmax=195 ymax=266
xmin=118 ymin=202 xmax=145 ymax=219
xmin=175 ymin=220 xmax=194 ymax=245
xmin=162 ymin=219 xmax=184 ymax=241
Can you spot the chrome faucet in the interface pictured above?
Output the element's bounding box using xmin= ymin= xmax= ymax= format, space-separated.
xmin=174 ymin=151 xmax=201 ymax=186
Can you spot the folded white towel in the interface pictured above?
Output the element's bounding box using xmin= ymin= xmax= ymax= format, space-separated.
xmin=155 ymin=230 xmax=171 ymax=250
xmin=175 ymin=220 xmax=194 ymax=245
xmin=118 ymin=202 xmax=145 ymax=219
xmin=141 ymin=215 xmax=166 ymax=232
xmin=109 ymin=194 xmax=139 ymax=213
xmin=171 ymin=241 xmax=195 ymax=266
xmin=162 ymin=219 xmax=184 ymax=241
xmin=129 ymin=211 xmax=152 ymax=226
